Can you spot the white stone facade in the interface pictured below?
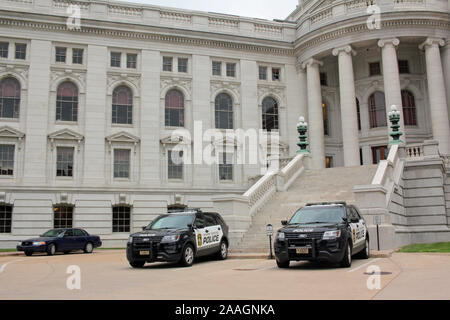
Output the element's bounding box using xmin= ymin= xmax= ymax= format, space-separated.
xmin=0 ymin=0 xmax=449 ymax=247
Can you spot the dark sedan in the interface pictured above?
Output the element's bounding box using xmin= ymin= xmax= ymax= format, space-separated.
xmin=17 ymin=228 xmax=102 ymax=256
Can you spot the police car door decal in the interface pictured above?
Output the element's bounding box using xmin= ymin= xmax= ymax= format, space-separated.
xmin=194 ymin=227 xmax=207 ymax=251
xmin=202 ymin=224 xmax=223 ymax=248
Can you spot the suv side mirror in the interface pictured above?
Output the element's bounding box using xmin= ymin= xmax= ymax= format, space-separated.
xmin=281 ymin=220 xmax=288 ymax=226
xmin=142 ymin=226 xmax=146 ymax=231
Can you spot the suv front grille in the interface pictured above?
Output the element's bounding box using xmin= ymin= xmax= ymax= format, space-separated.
xmin=133 ymin=236 xmax=163 ymax=249
xmin=285 ymin=231 xmax=324 ymax=240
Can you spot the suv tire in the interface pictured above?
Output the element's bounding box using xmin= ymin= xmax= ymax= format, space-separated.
xmin=129 ymin=261 xmax=145 ymax=268
xmin=217 ymin=240 xmax=228 ymax=260
xmin=180 ymin=244 xmax=195 ymax=267
xmin=357 ymin=238 xmax=370 ymax=259
xmin=340 ymin=242 xmax=352 ymax=268
xmin=276 ymin=259 xmax=290 ymax=268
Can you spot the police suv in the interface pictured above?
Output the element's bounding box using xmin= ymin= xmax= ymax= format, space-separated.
xmin=126 ymin=209 xmax=229 ymax=268
xmin=274 ymin=202 xmax=369 ymax=268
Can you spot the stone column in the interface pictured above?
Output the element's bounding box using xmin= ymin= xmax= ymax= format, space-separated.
xmin=377 ymin=38 xmax=405 ymax=142
xmin=419 ymin=37 xmax=450 ymax=155
xmin=441 ymin=40 xmax=450 ymax=126
xmin=332 ymin=45 xmax=360 ymax=167
xmin=302 ymin=58 xmax=325 ymax=169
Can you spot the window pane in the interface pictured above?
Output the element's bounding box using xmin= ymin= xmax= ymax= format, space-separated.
xmin=219 ymin=152 xmax=233 ymax=181
xmin=165 ymin=89 xmax=184 ymax=127
xmin=398 ymin=60 xmax=409 ymax=74
xmin=259 ymin=66 xmax=267 ymax=80
xmin=212 ymin=61 xmax=221 ymax=76
xmin=215 ymin=93 xmax=233 ymax=129
xmin=55 ymin=47 xmax=66 ymax=63
xmin=369 ymin=91 xmax=387 ymax=128
xmin=0 ymin=205 xmax=12 ymax=233
xmin=56 ymin=82 xmax=78 ymax=122
xmin=0 ymin=145 xmax=14 ymax=176
xmin=262 ymin=97 xmax=279 ymax=131
xmin=178 ymin=58 xmax=188 ymax=73
xmin=113 ymin=206 xmax=130 ymax=233
xmin=0 ymin=42 xmax=8 ymax=58
xmin=127 ymin=54 xmax=137 ymax=69
xmin=320 ymin=72 xmax=327 ymax=86
xmin=15 ymin=43 xmax=26 ymax=60
xmin=112 ymin=86 xmax=133 ymax=124
xmin=56 ymin=147 xmax=74 ymax=177
xmin=72 ymin=48 xmax=83 ymax=64
xmin=168 ymin=150 xmax=183 ymax=180
xmin=272 ymin=68 xmax=281 ymax=81
xmin=322 ymin=102 xmax=329 ymax=135
xmin=369 ymin=62 xmax=381 ymax=76
xmin=401 ymin=90 xmax=417 ymax=126
xmin=111 ymin=52 xmax=121 ymax=67
xmin=226 ymin=63 xmax=236 ymax=77
xmin=114 ymin=149 xmax=130 ymax=178
xmin=53 ymin=206 xmax=73 ymax=229
xmin=0 ymin=77 xmax=20 ymax=119
xmin=356 ymin=98 xmax=361 ymax=131
xmin=163 ymin=57 xmax=173 ymax=71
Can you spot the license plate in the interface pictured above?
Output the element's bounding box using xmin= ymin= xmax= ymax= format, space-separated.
xmin=139 ymin=251 xmax=150 ymax=256
xmin=296 ymin=248 xmax=309 ymax=254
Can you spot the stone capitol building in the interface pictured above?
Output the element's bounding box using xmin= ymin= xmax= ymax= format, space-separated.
xmin=0 ymin=0 xmax=449 ymax=249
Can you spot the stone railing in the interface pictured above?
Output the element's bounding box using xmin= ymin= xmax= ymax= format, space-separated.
xmin=212 ymin=154 xmax=309 ymax=247
xmin=208 ymin=17 xmax=239 ymax=29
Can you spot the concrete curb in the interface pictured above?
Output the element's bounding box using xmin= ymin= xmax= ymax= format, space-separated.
xmin=228 ymin=253 xmax=270 ymax=260
xmin=0 ymin=252 xmax=23 ymax=257
xmin=370 ymin=250 xmax=394 ymax=258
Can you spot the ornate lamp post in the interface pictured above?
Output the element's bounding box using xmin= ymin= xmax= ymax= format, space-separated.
xmin=296 ymin=116 xmax=309 ymax=154
xmin=388 ymin=105 xmax=404 ymax=145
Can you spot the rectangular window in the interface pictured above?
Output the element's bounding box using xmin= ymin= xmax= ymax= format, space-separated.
xmin=168 ymin=150 xmax=183 ymax=180
xmin=325 ymin=156 xmax=333 ymax=168
xmin=127 ymin=53 xmax=137 ymax=69
xmin=0 ymin=145 xmax=14 ymax=176
xmin=226 ymin=63 xmax=236 ymax=77
xmin=178 ymin=58 xmax=188 ymax=73
xmin=0 ymin=42 xmax=8 ymax=58
xmin=219 ymin=152 xmax=233 ymax=181
xmin=15 ymin=43 xmax=26 ymax=60
xmin=372 ymin=146 xmax=388 ymax=164
xmin=112 ymin=104 xmax=133 ymax=125
xmin=163 ymin=56 xmax=173 ymax=72
xmin=398 ymin=60 xmax=409 ymax=74
xmin=55 ymin=47 xmax=67 ymax=63
xmin=320 ymin=72 xmax=327 ymax=86
xmin=72 ymin=48 xmax=83 ymax=64
xmin=0 ymin=205 xmax=12 ymax=233
xmin=369 ymin=62 xmax=381 ymax=76
xmin=114 ymin=149 xmax=130 ymax=179
xmin=212 ymin=61 xmax=222 ymax=76
xmin=56 ymin=147 xmax=74 ymax=177
xmin=53 ymin=206 xmax=73 ymax=229
xmin=113 ymin=206 xmax=131 ymax=233
xmin=259 ymin=66 xmax=267 ymax=80
xmin=272 ymin=68 xmax=281 ymax=81
xmin=110 ymin=52 xmax=121 ymax=67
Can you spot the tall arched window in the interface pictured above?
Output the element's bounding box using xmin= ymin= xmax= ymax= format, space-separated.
xmin=262 ymin=97 xmax=279 ymax=132
xmin=0 ymin=77 xmax=20 ymax=119
xmin=368 ymin=91 xmax=387 ymax=128
xmin=401 ymin=90 xmax=417 ymax=126
xmin=56 ymin=81 xmax=78 ymax=122
xmin=322 ymin=102 xmax=329 ymax=135
xmin=165 ymin=89 xmax=184 ymax=127
xmin=112 ymin=85 xmax=132 ymax=124
xmin=356 ymin=98 xmax=361 ymax=131
xmin=215 ymin=93 xmax=233 ymax=129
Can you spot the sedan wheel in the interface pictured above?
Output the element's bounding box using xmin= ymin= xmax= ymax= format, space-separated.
xmin=84 ymin=242 xmax=93 ymax=254
xmin=47 ymin=244 xmax=56 ymax=256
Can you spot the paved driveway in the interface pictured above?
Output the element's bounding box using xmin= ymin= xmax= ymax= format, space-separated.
xmin=0 ymin=250 xmax=449 ymax=300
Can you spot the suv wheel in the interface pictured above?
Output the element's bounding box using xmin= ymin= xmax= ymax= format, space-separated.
xmin=180 ymin=244 xmax=195 ymax=267
xmin=129 ymin=261 xmax=145 ymax=268
xmin=46 ymin=243 xmax=56 ymax=256
xmin=357 ymin=238 xmax=370 ymax=259
xmin=24 ymin=250 xmax=33 ymax=256
xmin=217 ymin=240 xmax=228 ymax=260
xmin=276 ymin=259 xmax=290 ymax=268
xmin=340 ymin=242 xmax=352 ymax=268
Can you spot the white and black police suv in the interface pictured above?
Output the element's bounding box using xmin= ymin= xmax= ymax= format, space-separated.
xmin=126 ymin=209 xmax=229 ymax=268
xmin=274 ymin=202 xmax=369 ymax=268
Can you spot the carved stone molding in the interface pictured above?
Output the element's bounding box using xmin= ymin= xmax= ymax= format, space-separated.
xmin=257 ymin=84 xmax=286 ymax=106
xmin=48 ymin=128 xmax=84 ymax=151
xmin=0 ymin=64 xmax=29 ymax=88
xmin=160 ymin=76 xmax=192 ymax=99
xmin=378 ymin=38 xmax=400 ymax=48
xmin=419 ymin=37 xmax=445 ymax=50
xmin=210 ymin=80 xmax=241 ymax=103
xmin=332 ymin=44 xmax=356 ymax=56
xmin=107 ymin=72 xmax=141 ymax=95
xmin=50 ymin=68 xmax=86 ymax=92
xmin=106 ymin=131 xmax=140 ymax=153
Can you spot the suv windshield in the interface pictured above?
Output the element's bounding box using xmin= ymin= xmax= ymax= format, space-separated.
xmin=145 ymin=214 xmax=194 ymax=230
xmin=289 ymin=206 xmax=345 ymax=224
xmin=41 ymin=229 xmax=65 ymax=237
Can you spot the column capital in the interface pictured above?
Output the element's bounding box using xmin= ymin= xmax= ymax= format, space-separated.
xmin=301 ymin=58 xmax=323 ymax=69
xmin=332 ymin=45 xmax=356 ymax=57
xmin=419 ymin=37 xmax=445 ymax=50
xmin=377 ymin=38 xmax=400 ymax=48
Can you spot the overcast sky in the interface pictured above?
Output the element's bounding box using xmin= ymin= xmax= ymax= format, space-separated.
xmin=118 ymin=0 xmax=299 ymax=20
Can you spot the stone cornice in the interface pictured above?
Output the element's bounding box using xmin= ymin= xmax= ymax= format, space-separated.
xmin=0 ymin=14 xmax=295 ymax=57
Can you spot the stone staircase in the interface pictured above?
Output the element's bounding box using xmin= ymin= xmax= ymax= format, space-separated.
xmin=232 ymin=165 xmax=378 ymax=253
